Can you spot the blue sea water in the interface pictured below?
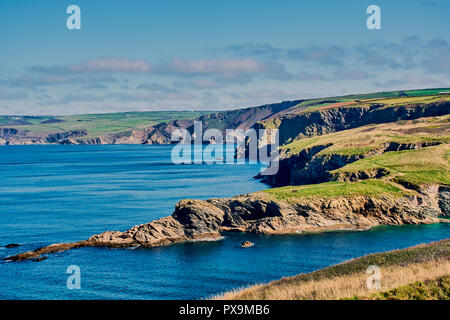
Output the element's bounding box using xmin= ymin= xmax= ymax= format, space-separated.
xmin=0 ymin=145 xmax=448 ymax=300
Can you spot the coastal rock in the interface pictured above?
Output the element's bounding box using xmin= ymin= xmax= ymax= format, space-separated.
xmin=255 ymin=101 xmax=450 ymax=147
xmin=241 ymin=241 xmax=254 ymax=248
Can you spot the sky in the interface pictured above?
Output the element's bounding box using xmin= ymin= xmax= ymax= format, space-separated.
xmin=0 ymin=0 xmax=449 ymax=115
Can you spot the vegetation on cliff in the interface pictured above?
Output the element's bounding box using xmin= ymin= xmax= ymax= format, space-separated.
xmin=4 ymin=89 xmax=450 ymax=266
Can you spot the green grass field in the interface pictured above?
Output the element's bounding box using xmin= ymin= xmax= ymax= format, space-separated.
xmin=0 ymin=111 xmax=210 ymax=138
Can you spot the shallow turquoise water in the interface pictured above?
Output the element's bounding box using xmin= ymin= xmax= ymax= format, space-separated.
xmin=0 ymin=145 xmax=448 ymax=299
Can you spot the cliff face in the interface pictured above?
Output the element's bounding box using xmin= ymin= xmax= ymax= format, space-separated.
xmin=254 ymin=101 xmax=450 ymax=146
xmin=2 ymin=100 xmax=448 ymax=146
xmin=87 ymin=100 xmax=301 ymax=145
xmin=0 ymin=128 xmax=88 ymax=145
xmin=257 ymin=111 xmax=450 ymax=187
xmin=0 ymin=127 xmax=43 ymax=145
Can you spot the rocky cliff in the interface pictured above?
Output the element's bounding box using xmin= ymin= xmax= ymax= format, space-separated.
xmin=78 ymin=100 xmax=302 ymax=145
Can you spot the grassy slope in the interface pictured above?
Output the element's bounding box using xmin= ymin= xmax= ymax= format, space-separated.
xmin=263 ymin=180 xmax=413 ymax=201
xmin=263 ymin=115 xmax=450 ymax=199
xmin=0 ymin=111 xmax=210 ymax=138
xmin=362 ymin=276 xmax=450 ymax=300
xmin=216 ymin=240 xmax=450 ymax=300
xmin=334 ymin=144 xmax=450 ymax=188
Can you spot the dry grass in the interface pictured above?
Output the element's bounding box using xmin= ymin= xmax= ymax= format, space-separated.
xmin=215 ymin=258 xmax=450 ymax=300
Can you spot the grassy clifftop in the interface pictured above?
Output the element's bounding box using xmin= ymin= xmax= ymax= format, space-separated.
xmin=263 ymin=180 xmax=412 ymax=201
xmin=216 ymin=240 xmax=450 ymax=300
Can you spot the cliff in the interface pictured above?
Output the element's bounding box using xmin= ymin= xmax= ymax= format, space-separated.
xmin=5 ymin=179 xmax=449 ymax=262
xmin=2 ymin=89 xmax=449 ymax=146
xmin=258 ymin=114 xmax=450 ymax=187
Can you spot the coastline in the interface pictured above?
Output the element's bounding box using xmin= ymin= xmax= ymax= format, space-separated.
xmin=215 ymin=239 xmax=450 ymax=300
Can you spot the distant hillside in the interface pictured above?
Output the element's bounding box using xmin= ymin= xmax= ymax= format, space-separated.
xmin=0 ymin=100 xmax=302 ymax=145
xmin=1 ymin=88 xmax=448 ymax=145
xmin=5 ymin=91 xmax=450 ymax=265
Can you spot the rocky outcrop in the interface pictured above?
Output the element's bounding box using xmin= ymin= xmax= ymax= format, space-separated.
xmin=5 ymin=185 xmax=448 ymax=262
xmin=438 ymin=186 xmax=450 ymax=215
xmin=5 ymin=244 xmax=20 ymax=248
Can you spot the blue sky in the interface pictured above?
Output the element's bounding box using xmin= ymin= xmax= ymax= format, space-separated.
xmin=0 ymin=0 xmax=449 ymax=115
